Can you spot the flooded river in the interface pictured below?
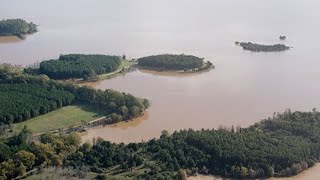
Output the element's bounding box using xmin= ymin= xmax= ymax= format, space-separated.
xmin=1 ymin=0 xmax=320 ymax=179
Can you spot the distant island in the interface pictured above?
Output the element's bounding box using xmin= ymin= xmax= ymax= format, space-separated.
xmin=137 ymin=54 xmax=214 ymax=73
xmin=236 ymin=42 xmax=290 ymax=52
xmin=0 ymin=19 xmax=38 ymax=39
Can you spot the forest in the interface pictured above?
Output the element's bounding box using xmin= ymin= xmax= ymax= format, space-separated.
xmin=0 ymin=19 xmax=37 ymax=38
xmin=64 ymin=109 xmax=320 ymax=179
xmin=0 ymin=84 xmax=74 ymax=124
xmin=138 ymin=54 xmax=204 ymax=70
xmin=39 ymin=54 xmax=121 ymax=79
xmin=0 ymin=67 xmax=149 ymax=126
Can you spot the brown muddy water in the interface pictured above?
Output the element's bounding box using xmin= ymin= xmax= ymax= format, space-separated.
xmin=1 ymin=0 xmax=320 ymax=179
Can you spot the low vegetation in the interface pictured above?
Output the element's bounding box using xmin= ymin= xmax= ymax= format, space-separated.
xmin=12 ymin=105 xmax=103 ymax=134
xmin=39 ymin=54 xmax=121 ymax=80
xmin=138 ymin=54 xmax=209 ymax=71
xmin=0 ymin=19 xmax=37 ymax=38
xmin=237 ymin=42 xmax=290 ymax=52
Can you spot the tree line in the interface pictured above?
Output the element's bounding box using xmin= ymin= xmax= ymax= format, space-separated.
xmin=65 ymin=109 xmax=320 ymax=179
xmin=39 ymin=54 xmax=121 ymax=79
xmin=138 ymin=54 xmax=204 ymax=71
xmin=0 ymin=19 xmax=37 ymax=37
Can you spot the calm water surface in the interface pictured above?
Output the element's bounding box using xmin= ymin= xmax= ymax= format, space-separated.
xmin=1 ymin=1 xmax=320 ymax=179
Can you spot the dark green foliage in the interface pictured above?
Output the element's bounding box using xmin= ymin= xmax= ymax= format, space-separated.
xmin=0 ymin=19 xmax=37 ymax=37
xmin=65 ymin=140 xmax=144 ymax=170
xmin=67 ymin=110 xmax=320 ymax=179
xmin=138 ymin=54 xmax=204 ymax=70
xmin=39 ymin=54 xmax=121 ymax=79
xmin=0 ymin=83 xmax=75 ymax=124
xmin=74 ymin=86 xmax=148 ymax=119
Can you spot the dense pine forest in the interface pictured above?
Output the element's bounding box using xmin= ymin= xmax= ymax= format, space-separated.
xmin=138 ymin=54 xmax=205 ymax=70
xmin=0 ymin=84 xmax=74 ymax=124
xmin=64 ymin=110 xmax=320 ymax=179
xmin=0 ymin=66 xmax=149 ymax=126
xmin=39 ymin=54 xmax=121 ymax=79
xmin=0 ymin=19 xmax=37 ymax=38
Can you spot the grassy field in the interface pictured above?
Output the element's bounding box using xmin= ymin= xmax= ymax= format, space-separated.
xmin=98 ymin=60 xmax=136 ymax=79
xmin=12 ymin=105 xmax=104 ymax=134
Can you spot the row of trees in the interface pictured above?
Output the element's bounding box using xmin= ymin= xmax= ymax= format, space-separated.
xmin=0 ymin=126 xmax=81 ymax=179
xmin=0 ymin=83 xmax=75 ymax=124
xmin=39 ymin=54 xmax=121 ymax=79
xmin=138 ymin=54 xmax=204 ymax=70
xmin=65 ymin=110 xmax=320 ymax=179
xmin=0 ymin=19 xmax=37 ymax=37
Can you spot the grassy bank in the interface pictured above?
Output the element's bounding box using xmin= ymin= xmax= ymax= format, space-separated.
xmin=97 ymin=60 xmax=136 ymax=80
xmin=12 ymin=105 xmax=103 ymax=134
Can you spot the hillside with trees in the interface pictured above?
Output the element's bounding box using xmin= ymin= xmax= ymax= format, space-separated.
xmin=0 ymin=19 xmax=37 ymax=38
xmin=64 ymin=109 xmax=320 ymax=179
xmin=138 ymin=54 xmax=209 ymax=71
xmin=39 ymin=54 xmax=121 ymax=80
xmin=0 ymin=128 xmax=81 ymax=179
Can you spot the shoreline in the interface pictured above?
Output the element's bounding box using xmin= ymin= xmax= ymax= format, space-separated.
xmin=28 ymin=112 xmax=149 ymax=143
xmin=137 ymin=62 xmax=214 ymax=74
xmin=74 ymin=60 xmax=136 ymax=85
xmin=187 ymin=163 xmax=320 ymax=180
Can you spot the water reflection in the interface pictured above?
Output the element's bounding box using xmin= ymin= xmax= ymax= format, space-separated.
xmin=0 ymin=36 xmax=22 ymax=44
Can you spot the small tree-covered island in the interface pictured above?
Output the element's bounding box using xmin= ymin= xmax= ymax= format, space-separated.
xmin=236 ymin=42 xmax=291 ymax=52
xmin=137 ymin=54 xmax=214 ymax=73
xmin=0 ymin=19 xmax=38 ymax=39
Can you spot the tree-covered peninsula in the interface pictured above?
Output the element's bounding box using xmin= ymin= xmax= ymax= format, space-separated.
xmin=236 ymin=42 xmax=290 ymax=52
xmin=39 ymin=54 xmax=121 ymax=80
xmin=0 ymin=19 xmax=38 ymax=39
xmin=138 ymin=54 xmax=213 ymax=72
xmin=0 ymin=66 xmax=149 ymax=126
